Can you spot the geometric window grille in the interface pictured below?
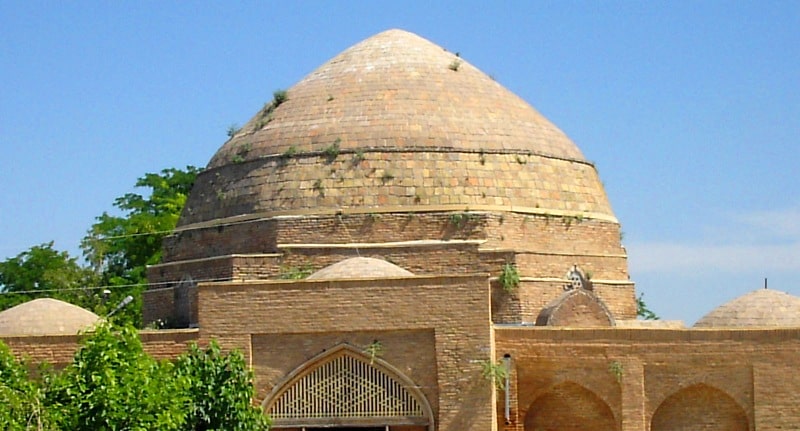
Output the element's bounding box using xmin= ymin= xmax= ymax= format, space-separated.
xmin=564 ymin=265 xmax=590 ymax=291
xmin=266 ymin=345 xmax=431 ymax=429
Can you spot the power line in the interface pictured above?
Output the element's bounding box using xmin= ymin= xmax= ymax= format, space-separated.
xmin=0 ymin=276 xmax=231 ymax=296
xmin=85 ymin=216 xmax=273 ymax=242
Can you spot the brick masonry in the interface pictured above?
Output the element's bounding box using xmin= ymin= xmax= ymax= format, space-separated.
xmin=495 ymin=327 xmax=800 ymax=430
xmin=197 ymin=275 xmax=495 ymax=431
xmin=146 ymin=210 xmax=634 ymax=328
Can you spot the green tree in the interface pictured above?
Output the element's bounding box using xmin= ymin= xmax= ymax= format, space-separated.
xmin=46 ymin=323 xmax=189 ymax=430
xmin=175 ymin=341 xmax=270 ymax=431
xmin=0 ymin=242 xmax=99 ymax=313
xmin=3 ymin=323 xmax=271 ymax=430
xmin=0 ymin=341 xmax=54 ymax=430
xmin=81 ymin=166 xmax=201 ymax=326
xmin=637 ymin=292 xmax=659 ymax=320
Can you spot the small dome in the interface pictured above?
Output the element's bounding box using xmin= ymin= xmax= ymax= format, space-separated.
xmin=0 ymin=298 xmax=100 ymax=336
xmin=307 ymin=257 xmax=413 ymax=280
xmin=694 ymin=289 xmax=800 ymax=328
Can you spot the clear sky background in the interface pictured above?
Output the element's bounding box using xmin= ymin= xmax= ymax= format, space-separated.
xmin=1 ymin=1 xmax=798 ymax=325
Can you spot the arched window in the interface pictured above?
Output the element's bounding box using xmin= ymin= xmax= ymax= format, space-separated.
xmin=264 ymin=344 xmax=433 ymax=430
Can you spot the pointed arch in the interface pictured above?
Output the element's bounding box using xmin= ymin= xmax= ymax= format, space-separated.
xmin=263 ymin=343 xmax=434 ymax=430
xmin=524 ymin=381 xmax=618 ymax=431
xmin=651 ymin=383 xmax=748 ymax=431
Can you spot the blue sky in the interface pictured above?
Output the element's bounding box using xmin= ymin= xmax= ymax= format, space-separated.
xmin=1 ymin=1 xmax=798 ymax=324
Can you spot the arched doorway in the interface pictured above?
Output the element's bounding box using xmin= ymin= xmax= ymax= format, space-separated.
xmin=651 ymin=384 xmax=748 ymax=431
xmin=524 ymin=381 xmax=617 ymax=431
xmin=264 ymin=344 xmax=433 ymax=431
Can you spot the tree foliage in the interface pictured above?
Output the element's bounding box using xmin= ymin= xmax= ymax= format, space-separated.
xmin=1 ymin=323 xmax=270 ymax=430
xmin=80 ymin=166 xmax=201 ymax=326
xmin=82 ymin=167 xmax=201 ymax=285
xmin=0 ymin=342 xmax=55 ymax=429
xmin=46 ymin=323 xmax=189 ymax=430
xmin=0 ymin=243 xmax=98 ymax=312
xmin=0 ymin=166 xmax=199 ymax=327
xmin=176 ymin=341 xmax=270 ymax=431
xmin=637 ymin=292 xmax=659 ymax=320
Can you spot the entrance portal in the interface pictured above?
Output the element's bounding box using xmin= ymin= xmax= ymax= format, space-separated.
xmin=264 ymin=345 xmax=434 ymax=431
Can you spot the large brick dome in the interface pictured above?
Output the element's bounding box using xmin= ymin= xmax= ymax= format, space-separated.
xmin=148 ymin=29 xmax=635 ymax=328
xmin=179 ymin=29 xmax=614 ymax=227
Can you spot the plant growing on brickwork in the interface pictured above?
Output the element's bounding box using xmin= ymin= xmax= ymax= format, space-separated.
xmin=352 ymin=148 xmax=365 ymax=165
xmin=498 ymin=262 xmax=520 ymax=292
xmin=226 ymin=123 xmax=241 ymax=138
xmin=230 ymin=143 xmax=251 ymax=164
xmin=380 ymin=171 xmax=395 ymax=183
xmin=323 ymin=138 xmax=341 ymax=162
xmin=478 ymin=151 xmax=486 ymax=165
xmin=479 ymin=359 xmax=508 ymax=391
xmin=282 ymin=144 xmax=298 ymax=159
xmin=448 ymin=212 xmax=477 ymax=228
xmin=254 ymin=89 xmax=288 ymax=131
xmin=563 ymin=214 xmax=584 ymax=229
xmin=448 ymin=59 xmax=461 ymax=71
xmin=312 ymin=179 xmax=325 ymax=196
xmin=364 ymin=340 xmax=384 ymax=364
xmin=254 ymin=117 xmax=270 ymax=131
xmin=515 ymin=154 xmax=527 ymax=165
xmin=279 ymin=265 xmax=313 ymax=280
xmin=609 ymin=360 xmax=624 ymax=383
xmin=272 ymin=89 xmax=288 ymax=107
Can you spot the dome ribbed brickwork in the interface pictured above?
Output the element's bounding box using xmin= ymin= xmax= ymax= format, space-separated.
xmin=694 ymin=289 xmax=800 ymax=328
xmin=179 ymin=29 xmax=613 ymax=227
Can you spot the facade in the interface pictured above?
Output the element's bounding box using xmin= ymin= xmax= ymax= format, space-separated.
xmin=3 ymin=29 xmax=800 ymax=430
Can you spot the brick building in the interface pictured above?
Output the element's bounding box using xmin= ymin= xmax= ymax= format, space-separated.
xmin=4 ymin=29 xmax=800 ymax=430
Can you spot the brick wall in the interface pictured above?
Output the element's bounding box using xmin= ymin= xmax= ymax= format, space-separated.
xmin=1 ymin=329 xmax=198 ymax=368
xmin=148 ymin=210 xmax=634 ymax=327
xmin=495 ymin=327 xmax=800 ymax=431
xmin=181 ymin=151 xmax=612 ymax=226
xmin=196 ymin=274 xmax=496 ymax=431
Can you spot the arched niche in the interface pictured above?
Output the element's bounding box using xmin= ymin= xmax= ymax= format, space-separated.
xmin=263 ymin=344 xmax=434 ymax=430
xmin=524 ymin=381 xmax=617 ymax=431
xmin=651 ymin=383 xmax=748 ymax=431
xmin=535 ymin=289 xmax=615 ymax=327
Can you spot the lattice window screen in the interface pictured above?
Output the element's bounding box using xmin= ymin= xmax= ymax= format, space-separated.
xmin=269 ymin=353 xmax=425 ymax=419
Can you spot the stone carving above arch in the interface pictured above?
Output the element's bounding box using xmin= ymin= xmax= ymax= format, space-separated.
xmin=651 ymin=383 xmax=749 ymax=431
xmin=263 ymin=343 xmax=434 ymax=430
xmin=536 ymin=289 xmax=615 ymax=327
